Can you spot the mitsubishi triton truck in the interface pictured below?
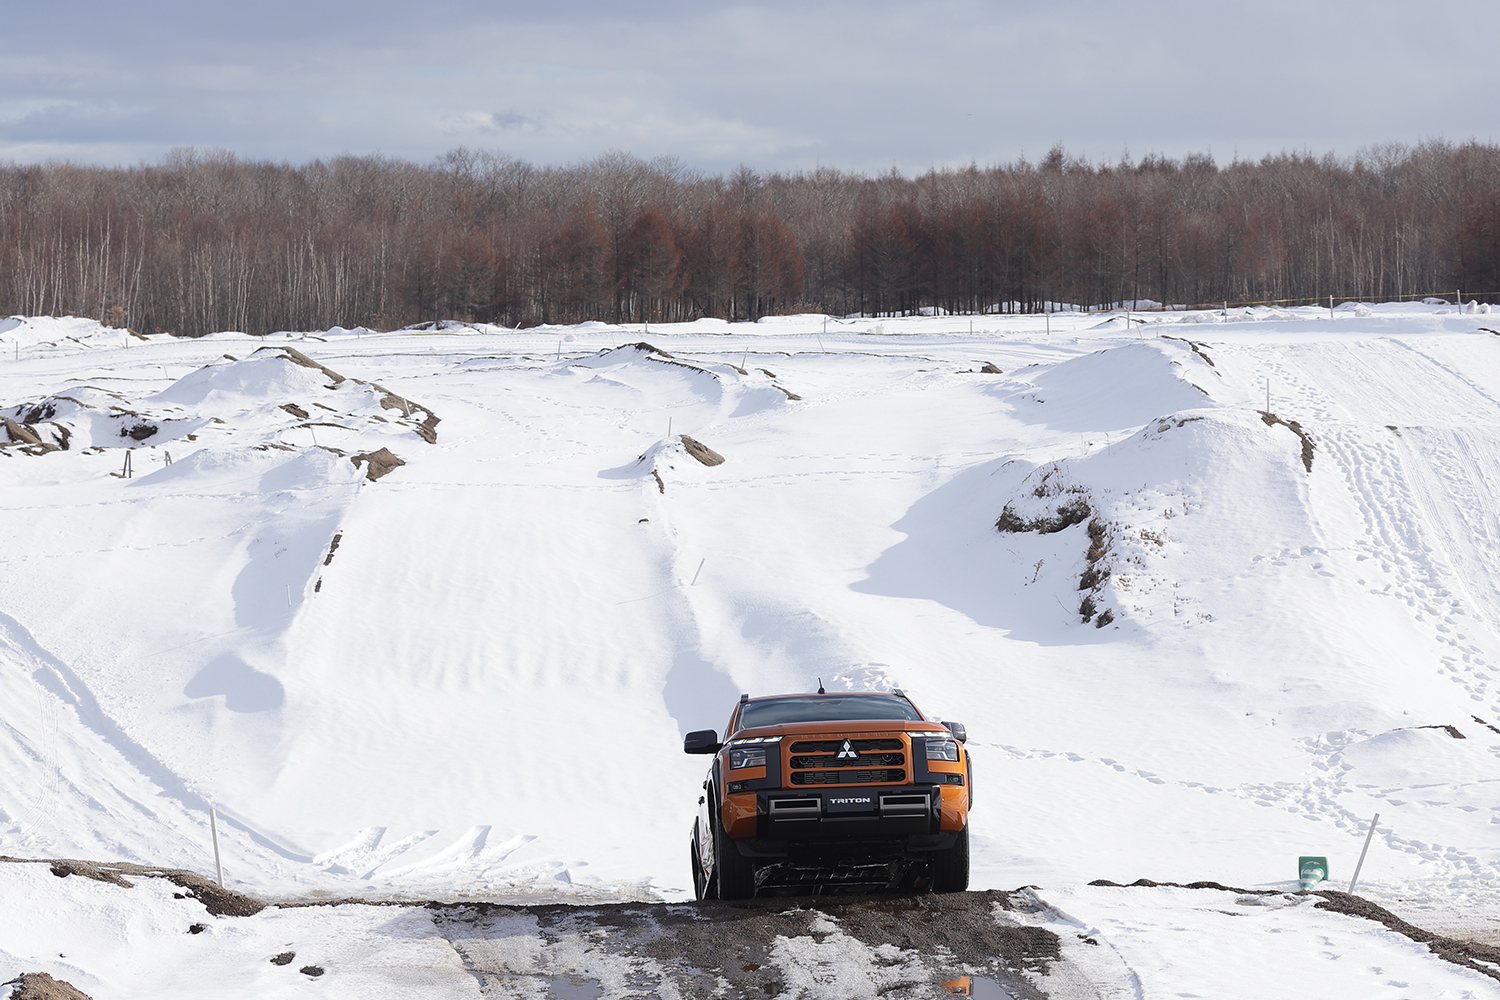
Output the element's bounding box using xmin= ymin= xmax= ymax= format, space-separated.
xmin=684 ymin=689 xmax=972 ymax=899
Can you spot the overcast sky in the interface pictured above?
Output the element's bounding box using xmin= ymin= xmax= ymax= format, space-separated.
xmin=5 ymin=0 xmax=1498 ymax=174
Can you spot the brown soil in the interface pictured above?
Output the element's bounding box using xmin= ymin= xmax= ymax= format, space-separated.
xmin=2 ymin=857 xmax=265 ymax=916
xmin=432 ymin=890 xmax=1057 ymax=1000
xmin=259 ymin=345 xmax=346 ymax=385
xmin=1161 ymin=335 xmax=1217 ymax=368
xmin=351 ymin=447 xmax=406 ymax=482
xmin=679 ymin=435 xmax=725 ymax=467
xmin=323 ymin=533 xmax=342 ymax=566
xmin=3 ymin=416 xmax=46 ymax=447
xmin=651 ymin=470 xmax=665 ymax=494
xmin=995 ymin=498 xmax=1090 ymax=535
xmin=980 ymin=362 xmax=1003 ymax=374
xmin=378 ymin=393 xmax=441 ymax=444
xmin=3 ymin=973 xmax=95 ymax=1000
xmin=1411 ymin=724 xmax=1466 ymax=739
xmin=1259 ymin=411 xmax=1315 ymax=472
xmin=280 ymin=403 xmax=310 ymax=419
xmin=120 ymin=423 xmax=157 ymax=441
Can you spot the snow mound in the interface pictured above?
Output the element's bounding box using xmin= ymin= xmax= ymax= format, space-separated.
xmin=3 ymin=385 xmax=206 ymax=451
xmin=155 ymin=351 xmax=343 ymax=406
xmin=0 ymin=315 xmax=138 ymax=359
xmin=1010 ymin=342 xmax=1212 ymax=431
xmin=985 ymin=406 xmax=1316 ymax=633
xmin=1337 ymin=727 xmax=1496 ymax=786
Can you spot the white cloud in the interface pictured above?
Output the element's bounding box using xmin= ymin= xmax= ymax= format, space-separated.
xmin=3 ymin=0 xmax=1498 ymax=171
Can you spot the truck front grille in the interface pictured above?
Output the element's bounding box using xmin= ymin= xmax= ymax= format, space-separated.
xmin=791 ymin=769 xmax=906 ymax=785
xmin=789 ymin=738 xmax=903 ymax=753
xmin=790 ymin=753 xmax=905 ymax=769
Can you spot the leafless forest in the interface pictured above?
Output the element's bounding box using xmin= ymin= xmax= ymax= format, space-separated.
xmin=3 ymin=141 xmax=1499 ymax=336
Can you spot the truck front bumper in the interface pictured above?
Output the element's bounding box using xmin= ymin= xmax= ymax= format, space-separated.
xmin=724 ymin=785 xmax=962 ymax=859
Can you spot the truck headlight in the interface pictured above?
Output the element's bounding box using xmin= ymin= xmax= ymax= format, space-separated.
xmin=730 ymin=747 xmax=767 ymax=770
xmin=926 ymin=739 xmax=959 ymax=762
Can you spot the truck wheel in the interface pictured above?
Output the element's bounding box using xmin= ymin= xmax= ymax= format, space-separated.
xmin=714 ymin=820 xmax=756 ymax=900
xmin=932 ymin=827 xmax=970 ymax=893
xmin=691 ymin=838 xmax=716 ymax=900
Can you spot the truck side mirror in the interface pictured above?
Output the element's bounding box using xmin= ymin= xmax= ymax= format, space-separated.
xmin=942 ymin=721 xmax=968 ymax=743
xmin=684 ymin=729 xmax=722 ymax=754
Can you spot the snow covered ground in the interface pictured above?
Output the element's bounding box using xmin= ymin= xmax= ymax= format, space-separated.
xmin=3 ymin=304 xmax=1500 ymax=996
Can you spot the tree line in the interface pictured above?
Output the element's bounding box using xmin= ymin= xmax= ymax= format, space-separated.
xmin=2 ymin=141 xmax=1499 ymax=336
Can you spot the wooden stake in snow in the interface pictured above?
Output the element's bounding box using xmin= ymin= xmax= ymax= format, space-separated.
xmin=310 ymin=426 xmax=318 ymax=448
xmin=1348 ymin=812 xmax=1380 ymax=895
xmin=1266 ymin=378 xmax=1271 ymax=413
xmin=286 ymin=584 xmax=292 ymax=607
xmin=209 ymin=808 xmax=224 ymax=887
xmin=122 ymin=451 xmax=132 ymax=479
xmin=691 ymin=557 xmax=705 ymax=586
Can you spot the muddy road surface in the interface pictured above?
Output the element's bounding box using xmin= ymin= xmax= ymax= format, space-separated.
xmin=431 ymin=889 xmax=1116 ymax=999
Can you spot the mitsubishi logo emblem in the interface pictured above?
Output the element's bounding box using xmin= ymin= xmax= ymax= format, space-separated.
xmin=836 ymin=739 xmax=858 ymax=760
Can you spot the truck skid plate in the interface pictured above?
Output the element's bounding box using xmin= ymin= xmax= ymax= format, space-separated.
xmin=753 ymin=856 xmax=930 ymax=895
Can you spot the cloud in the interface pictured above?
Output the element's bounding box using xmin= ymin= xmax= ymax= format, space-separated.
xmin=3 ymin=0 xmax=1498 ymax=172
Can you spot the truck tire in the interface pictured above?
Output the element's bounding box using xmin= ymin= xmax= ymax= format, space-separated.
xmin=714 ymin=819 xmax=756 ymax=900
xmin=932 ymin=826 xmax=970 ymax=893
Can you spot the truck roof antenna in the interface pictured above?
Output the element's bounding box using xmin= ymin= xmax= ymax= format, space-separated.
xmin=817 ymin=678 xmax=825 ymax=694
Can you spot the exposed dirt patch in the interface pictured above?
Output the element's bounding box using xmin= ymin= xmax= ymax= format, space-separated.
xmin=377 ymin=393 xmax=441 ymax=443
xmin=18 ymin=402 xmax=58 ymax=424
xmin=626 ymin=342 xmax=671 ymax=357
xmin=1411 ymin=724 xmax=1466 ymax=739
xmin=260 ymin=345 xmax=346 ymax=385
xmin=432 ymin=890 xmax=1059 ymax=1000
xmin=351 ymin=447 xmax=405 ymax=482
xmin=323 ymin=533 xmax=342 ymax=566
xmin=996 ymin=498 xmax=1090 ymax=535
xmin=1312 ymin=890 xmax=1500 ymax=983
xmin=280 ymin=403 xmax=310 ymax=419
xmin=3 ymin=416 xmax=48 ymax=448
xmin=980 ymin=362 xmax=1003 ymax=374
xmin=270 ymin=952 xmax=296 ymax=966
xmin=2 ymin=972 xmax=95 ymax=1000
xmin=777 ymin=385 xmax=803 ymax=401
xmin=120 ymin=423 xmax=157 ymax=441
xmin=256 ymin=345 xmax=441 ymax=443
xmin=679 ymin=435 xmax=725 ymax=467
xmin=5 ymin=857 xmax=265 ymax=916
xmin=1161 ymin=335 xmax=1217 ymax=368
xmin=651 ymin=470 xmax=665 ymax=494
xmin=1259 ymin=411 xmax=1315 ymax=472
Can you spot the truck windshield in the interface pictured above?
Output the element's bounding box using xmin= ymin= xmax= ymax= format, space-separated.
xmin=736 ymin=695 xmax=923 ymax=732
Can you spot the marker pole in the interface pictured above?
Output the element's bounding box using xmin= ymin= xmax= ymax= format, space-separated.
xmin=209 ymin=808 xmax=224 ymax=887
xmin=1348 ymin=813 xmax=1380 ymax=896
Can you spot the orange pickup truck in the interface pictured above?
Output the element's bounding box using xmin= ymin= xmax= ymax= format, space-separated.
xmin=684 ymin=689 xmax=972 ymax=899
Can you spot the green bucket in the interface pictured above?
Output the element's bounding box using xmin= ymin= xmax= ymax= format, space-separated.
xmin=1298 ymin=856 xmax=1328 ymax=891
